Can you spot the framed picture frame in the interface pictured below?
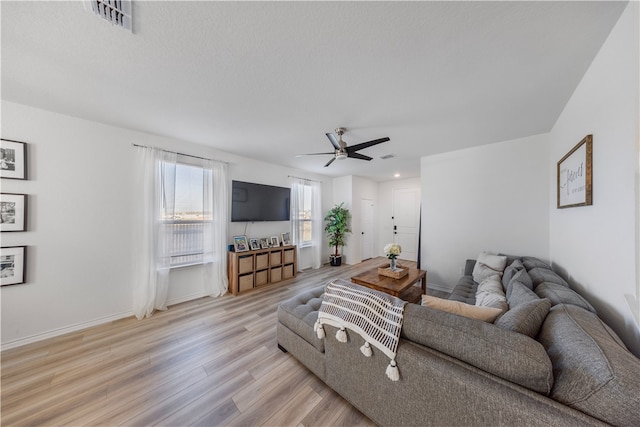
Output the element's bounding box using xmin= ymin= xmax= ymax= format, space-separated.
xmin=281 ymin=232 xmax=291 ymax=246
xmin=233 ymin=235 xmax=249 ymax=252
xmin=557 ymin=135 xmax=593 ymax=209
xmin=1 ymin=139 xmax=27 ymax=180
xmin=1 ymin=246 xmax=26 ymax=286
xmin=249 ymin=238 xmax=260 ymax=251
xmin=1 ymin=193 xmax=27 ymax=232
xmin=270 ymin=235 xmax=280 ymax=247
xmin=259 ymin=238 xmax=270 ymax=249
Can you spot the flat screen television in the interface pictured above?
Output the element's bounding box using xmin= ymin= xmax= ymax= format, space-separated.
xmin=231 ymin=180 xmax=291 ymax=222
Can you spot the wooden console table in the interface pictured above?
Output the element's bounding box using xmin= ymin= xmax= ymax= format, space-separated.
xmin=351 ymin=260 xmax=426 ymax=303
xmin=228 ymin=245 xmax=297 ymax=295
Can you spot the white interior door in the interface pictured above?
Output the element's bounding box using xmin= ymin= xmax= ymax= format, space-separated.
xmin=360 ymin=198 xmax=374 ymax=261
xmin=392 ymin=188 xmax=420 ymax=262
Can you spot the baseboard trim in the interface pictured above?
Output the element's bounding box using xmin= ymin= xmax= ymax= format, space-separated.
xmin=1 ymin=310 xmax=134 ymax=351
xmin=427 ymin=282 xmax=452 ymax=293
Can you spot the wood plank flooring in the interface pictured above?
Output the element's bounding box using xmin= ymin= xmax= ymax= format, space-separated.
xmin=1 ymin=257 xmax=446 ymax=426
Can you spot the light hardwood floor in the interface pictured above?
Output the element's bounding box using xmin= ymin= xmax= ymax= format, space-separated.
xmin=1 ymin=257 xmax=446 ymax=426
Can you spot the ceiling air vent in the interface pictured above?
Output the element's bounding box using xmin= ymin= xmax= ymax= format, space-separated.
xmin=85 ymin=0 xmax=132 ymax=31
xmin=380 ymin=154 xmax=396 ymax=160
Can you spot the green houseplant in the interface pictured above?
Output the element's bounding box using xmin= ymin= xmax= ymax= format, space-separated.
xmin=324 ymin=202 xmax=351 ymax=266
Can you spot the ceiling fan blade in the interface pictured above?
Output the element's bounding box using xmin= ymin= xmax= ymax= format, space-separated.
xmin=326 ymin=133 xmax=341 ymax=150
xmin=296 ymin=152 xmax=334 ymax=157
xmin=324 ymin=157 xmax=336 ymax=167
xmin=345 ymin=137 xmax=390 ymax=153
xmin=347 ymin=152 xmax=373 ymax=161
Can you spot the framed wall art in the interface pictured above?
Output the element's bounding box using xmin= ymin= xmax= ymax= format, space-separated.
xmin=233 ymin=235 xmax=249 ymax=252
xmin=1 ymin=246 xmax=26 ymax=286
xmin=0 ymin=139 xmax=27 ymax=180
xmin=1 ymin=193 xmax=27 ymax=232
xmin=557 ymin=135 xmax=592 ymax=209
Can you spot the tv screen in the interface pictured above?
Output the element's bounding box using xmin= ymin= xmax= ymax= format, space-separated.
xmin=231 ymin=180 xmax=291 ymax=222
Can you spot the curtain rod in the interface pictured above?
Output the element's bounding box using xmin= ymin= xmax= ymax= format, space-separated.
xmin=288 ymin=175 xmax=322 ymax=183
xmin=131 ymin=143 xmax=227 ymax=163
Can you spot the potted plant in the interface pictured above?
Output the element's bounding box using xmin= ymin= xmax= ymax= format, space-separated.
xmin=324 ymin=202 xmax=351 ymax=266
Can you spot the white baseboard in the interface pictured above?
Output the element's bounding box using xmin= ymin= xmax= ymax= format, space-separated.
xmin=1 ymin=310 xmax=134 ymax=351
xmin=166 ymin=291 xmax=208 ymax=307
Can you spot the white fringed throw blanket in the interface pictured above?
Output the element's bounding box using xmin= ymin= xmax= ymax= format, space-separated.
xmin=314 ymin=279 xmax=407 ymax=381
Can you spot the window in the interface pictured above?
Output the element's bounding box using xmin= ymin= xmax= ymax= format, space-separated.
xmin=160 ymin=160 xmax=212 ymax=267
xmin=296 ymin=183 xmax=314 ymax=246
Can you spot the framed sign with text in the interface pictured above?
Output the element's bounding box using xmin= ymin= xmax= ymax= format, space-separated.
xmin=557 ymin=135 xmax=592 ymax=209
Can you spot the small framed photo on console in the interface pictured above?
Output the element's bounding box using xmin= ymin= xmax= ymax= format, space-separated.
xmin=233 ymin=235 xmax=249 ymax=252
xmin=281 ymin=232 xmax=291 ymax=246
xmin=249 ymin=238 xmax=260 ymax=251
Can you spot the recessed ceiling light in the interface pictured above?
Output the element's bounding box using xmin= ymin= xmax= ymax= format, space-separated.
xmin=394 ymin=173 xmax=401 ymax=178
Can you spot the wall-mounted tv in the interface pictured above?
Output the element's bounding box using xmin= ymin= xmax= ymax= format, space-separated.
xmin=231 ymin=180 xmax=291 ymax=222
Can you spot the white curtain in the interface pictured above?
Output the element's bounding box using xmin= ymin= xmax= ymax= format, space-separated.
xmin=132 ymin=147 xmax=176 ymax=319
xmin=203 ymin=159 xmax=229 ymax=297
xmin=309 ymin=179 xmax=322 ymax=269
xmin=290 ymin=178 xmax=322 ymax=270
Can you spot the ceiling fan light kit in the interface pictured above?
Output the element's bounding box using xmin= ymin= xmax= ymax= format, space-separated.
xmin=301 ymin=127 xmax=390 ymax=167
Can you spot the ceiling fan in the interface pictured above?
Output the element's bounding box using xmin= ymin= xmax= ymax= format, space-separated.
xmin=298 ymin=127 xmax=390 ymax=167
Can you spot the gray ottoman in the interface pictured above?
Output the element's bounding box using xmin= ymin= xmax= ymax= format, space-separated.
xmin=276 ymin=284 xmax=327 ymax=380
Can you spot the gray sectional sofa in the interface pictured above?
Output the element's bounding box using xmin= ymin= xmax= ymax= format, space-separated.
xmin=276 ymin=255 xmax=640 ymax=426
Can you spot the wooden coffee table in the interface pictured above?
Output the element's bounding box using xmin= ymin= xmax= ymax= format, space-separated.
xmin=351 ymin=260 xmax=427 ymax=303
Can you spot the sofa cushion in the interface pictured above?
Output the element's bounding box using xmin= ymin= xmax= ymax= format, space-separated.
xmin=472 ymin=252 xmax=507 ymax=283
xmin=422 ymin=295 xmax=502 ymax=322
xmin=402 ymin=303 xmax=553 ymax=394
xmin=535 ymin=282 xmax=596 ymax=313
xmin=501 ymin=259 xmax=525 ymax=291
xmin=475 ymin=275 xmax=508 ymax=312
xmin=276 ymin=285 xmax=326 ymax=352
xmin=495 ymin=298 xmax=551 ymax=338
xmin=538 ymin=304 xmax=640 ymax=426
xmin=448 ymin=275 xmax=476 ymax=304
xmin=527 ymin=267 xmax=569 ymax=288
xmin=506 ymin=281 xmax=539 ymax=308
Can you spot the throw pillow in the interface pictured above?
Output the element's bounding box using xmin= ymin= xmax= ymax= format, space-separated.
xmin=422 ymin=295 xmax=503 ymax=323
xmin=472 ymin=251 xmax=508 ymax=283
xmin=495 ymin=298 xmax=551 ymax=338
xmin=507 ymin=268 xmax=533 ymax=295
xmin=507 ymin=281 xmax=539 ymax=308
xmin=476 ymin=275 xmax=508 ymax=312
xmin=501 ymin=259 xmax=525 ymax=291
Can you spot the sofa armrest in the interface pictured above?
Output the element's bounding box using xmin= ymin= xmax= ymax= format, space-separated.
xmin=401 ymin=303 xmax=553 ymax=394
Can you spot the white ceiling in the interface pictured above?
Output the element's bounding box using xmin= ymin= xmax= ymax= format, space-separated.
xmin=1 ymin=1 xmax=627 ymax=181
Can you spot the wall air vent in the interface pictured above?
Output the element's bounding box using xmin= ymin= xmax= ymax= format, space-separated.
xmin=85 ymin=0 xmax=132 ymax=31
xmin=380 ymin=154 xmax=396 ymax=160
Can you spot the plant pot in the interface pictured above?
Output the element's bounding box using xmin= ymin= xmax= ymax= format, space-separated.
xmin=329 ymin=255 xmax=342 ymax=266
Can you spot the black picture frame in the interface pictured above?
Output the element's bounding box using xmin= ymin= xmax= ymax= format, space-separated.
xmin=1 ymin=246 xmax=26 ymax=286
xmin=0 ymin=139 xmax=28 ymax=180
xmin=1 ymin=193 xmax=27 ymax=232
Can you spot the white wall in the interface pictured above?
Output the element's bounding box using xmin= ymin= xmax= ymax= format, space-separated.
xmin=0 ymin=101 xmax=331 ymax=348
xmin=330 ymin=175 xmax=353 ymax=263
xmin=548 ymin=2 xmax=640 ymax=356
xmin=421 ymin=134 xmax=550 ymax=291
xmin=349 ymin=176 xmax=378 ymax=265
